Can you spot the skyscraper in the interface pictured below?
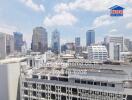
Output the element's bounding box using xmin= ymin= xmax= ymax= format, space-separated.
xmin=51 ymin=29 xmax=60 ymax=54
xmin=86 ymin=30 xmax=95 ymax=46
xmin=31 ymin=27 xmax=48 ymax=53
xmin=13 ymin=32 xmax=23 ymax=52
xmin=75 ymin=37 xmax=80 ymax=47
xmin=75 ymin=37 xmax=82 ymax=54
xmin=0 ymin=32 xmax=14 ymax=59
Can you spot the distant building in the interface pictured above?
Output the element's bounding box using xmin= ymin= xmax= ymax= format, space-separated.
xmin=31 ymin=27 xmax=48 ymax=53
xmin=86 ymin=30 xmax=95 ymax=46
xmin=104 ymin=36 xmax=127 ymax=61
xmin=114 ymin=44 xmax=121 ymax=61
xmin=13 ymin=32 xmax=23 ymax=52
xmin=130 ymin=41 xmax=132 ymax=51
xmin=75 ymin=37 xmax=80 ymax=47
xmin=75 ymin=37 xmax=81 ymax=54
xmin=104 ymin=36 xmax=124 ymax=51
xmin=21 ymin=41 xmax=27 ymax=54
xmin=106 ymin=42 xmax=121 ymax=61
xmin=61 ymin=43 xmax=75 ymax=53
xmin=0 ymin=32 xmax=14 ymax=59
xmin=51 ymin=29 xmax=60 ymax=54
xmin=124 ymin=38 xmax=132 ymax=52
xmin=87 ymin=45 xmax=108 ymax=61
xmin=61 ymin=44 xmax=67 ymax=53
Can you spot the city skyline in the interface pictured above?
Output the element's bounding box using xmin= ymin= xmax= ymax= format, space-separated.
xmin=0 ymin=0 xmax=132 ymax=47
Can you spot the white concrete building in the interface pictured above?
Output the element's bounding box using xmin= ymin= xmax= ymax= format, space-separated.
xmin=88 ymin=45 xmax=108 ymax=61
xmin=104 ymin=36 xmax=124 ymax=51
xmin=0 ymin=57 xmax=27 ymax=100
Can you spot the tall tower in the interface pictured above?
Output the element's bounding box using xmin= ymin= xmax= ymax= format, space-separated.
xmin=31 ymin=27 xmax=48 ymax=53
xmin=51 ymin=29 xmax=60 ymax=54
xmin=86 ymin=30 xmax=95 ymax=46
xmin=0 ymin=32 xmax=14 ymax=59
xmin=75 ymin=37 xmax=80 ymax=47
xmin=13 ymin=32 xmax=23 ymax=52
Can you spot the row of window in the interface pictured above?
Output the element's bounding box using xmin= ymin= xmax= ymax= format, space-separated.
xmin=75 ymin=79 xmax=115 ymax=88
xmin=28 ymin=76 xmax=115 ymax=88
xmin=23 ymin=88 xmax=123 ymax=100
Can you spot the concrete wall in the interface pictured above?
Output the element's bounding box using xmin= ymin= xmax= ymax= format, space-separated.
xmin=0 ymin=63 xmax=21 ymax=100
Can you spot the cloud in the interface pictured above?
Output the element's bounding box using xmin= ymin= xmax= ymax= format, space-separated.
xmin=43 ymin=11 xmax=77 ymax=27
xmin=109 ymin=29 xmax=118 ymax=33
xmin=126 ymin=22 xmax=132 ymax=29
xmin=21 ymin=0 xmax=45 ymax=12
xmin=123 ymin=7 xmax=132 ymax=18
xmin=0 ymin=24 xmax=18 ymax=34
xmin=92 ymin=15 xmax=114 ymax=28
xmin=54 ymin=0 xmax=127 ymax=13
xmin=108 ymin=29 xmax=119 ymax=36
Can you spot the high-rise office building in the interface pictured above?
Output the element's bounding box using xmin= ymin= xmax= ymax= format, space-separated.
xmin=104 ymin=36 xmax=125 ymax=61
xmin=86 ymin=30 xmax=95 ymax=46
xmin=106 ymin=42 xmax=121 ymax=61
xmin=104 ymin=36 xmax=124 ymax=51
xmin=0 ymin=32 xmax=14 ymax=59
xmin=13 ymin=32 xmax=23 ymax=52
xmin=124 ymin=38 xmax=132 ymax=52
xmin=75 ymin=37 xmax=82 ymax=54
xmin=51 ymin=29 xmax=60 ymax=54
xmin=31 ymin=27 xmax=48 ymax=53
xmin=114 ymin=44 xmax=120 ymax=61
xmin=75 ymin=37 xmax=80 ymax=47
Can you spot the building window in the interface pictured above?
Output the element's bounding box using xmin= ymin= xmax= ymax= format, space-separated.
xmin=72 ymin=88 xmax=78 ymax=95
xmin=51 ymin=85 xmax=55 ymax=92
xmin=87 ymin=80 xmax=93 ymax=85
xmin=24 ymin=97 xmax=28 ymax=100
xmin=41 ymin=76 xmax=48 ymax=79
xmin=75 ymin=79 xmax=80 ymax=83
xmin=108 ymin=83 xmax=115 ymax=87
xmin=32 ymin=91 xmax=36 ymax=97
xmin=61 ymin=87 xmax=66 ymax=93
xmin=32 ymin=75 xmax=38 ymax=79
xmin=101 ymin=82 xmax=107 ymax=86
xmin=58 ymin=77 xmax=68 ymax=82
xmin=61 ymin=96 xmax=66 ymax=100
xmin=50 ymin=76 xmax=58 ymax=81
xmin=24 ymin=82 xmax=28 ymax=87
xmin=32 ymin=83 xmax=37 ymax=89
xmin=72 ymin=97 xmax=77 ymax=100
xmin=41 ymin=84 xmax=45 ymax=90
xmin=94 ymin=81 xmax=100 ymax=86
xmin=81 ymin=80 xmax=86 ymax=84
xmin=24 ymin=90 xmax=28 ymax=95
xmin=41 ymin=93 xmax=45 ymax=98
xmin=51 ymin=94 xmax=55 ymax=100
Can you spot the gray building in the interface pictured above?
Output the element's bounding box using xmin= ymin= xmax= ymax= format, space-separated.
xmin=51 ymin=29 xmax=60 ymax=54
xmin=104 ymin=36 xmax=124 ymax=51
xmin=0 ymin=32 xmax=14 ymax=59
xmin=86 ymin=30 xmax=95 ymax=46
xmin=20 ymin=60 xmax=132 ymax=100
xmin=31 ymin=27 xmax=48 ymax=53
xmin=75 ymin=37 xmax=80 ymax=47
xmin=13 ymin=32 xmax=23 ymax=52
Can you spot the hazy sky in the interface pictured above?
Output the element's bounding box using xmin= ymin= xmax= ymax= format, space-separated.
xmin=0 ymin=0 xmax=132 ymax=47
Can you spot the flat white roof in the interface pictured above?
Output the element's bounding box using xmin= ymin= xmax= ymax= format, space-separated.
xmin=0 ymin=57 xmax=27 ymax=64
